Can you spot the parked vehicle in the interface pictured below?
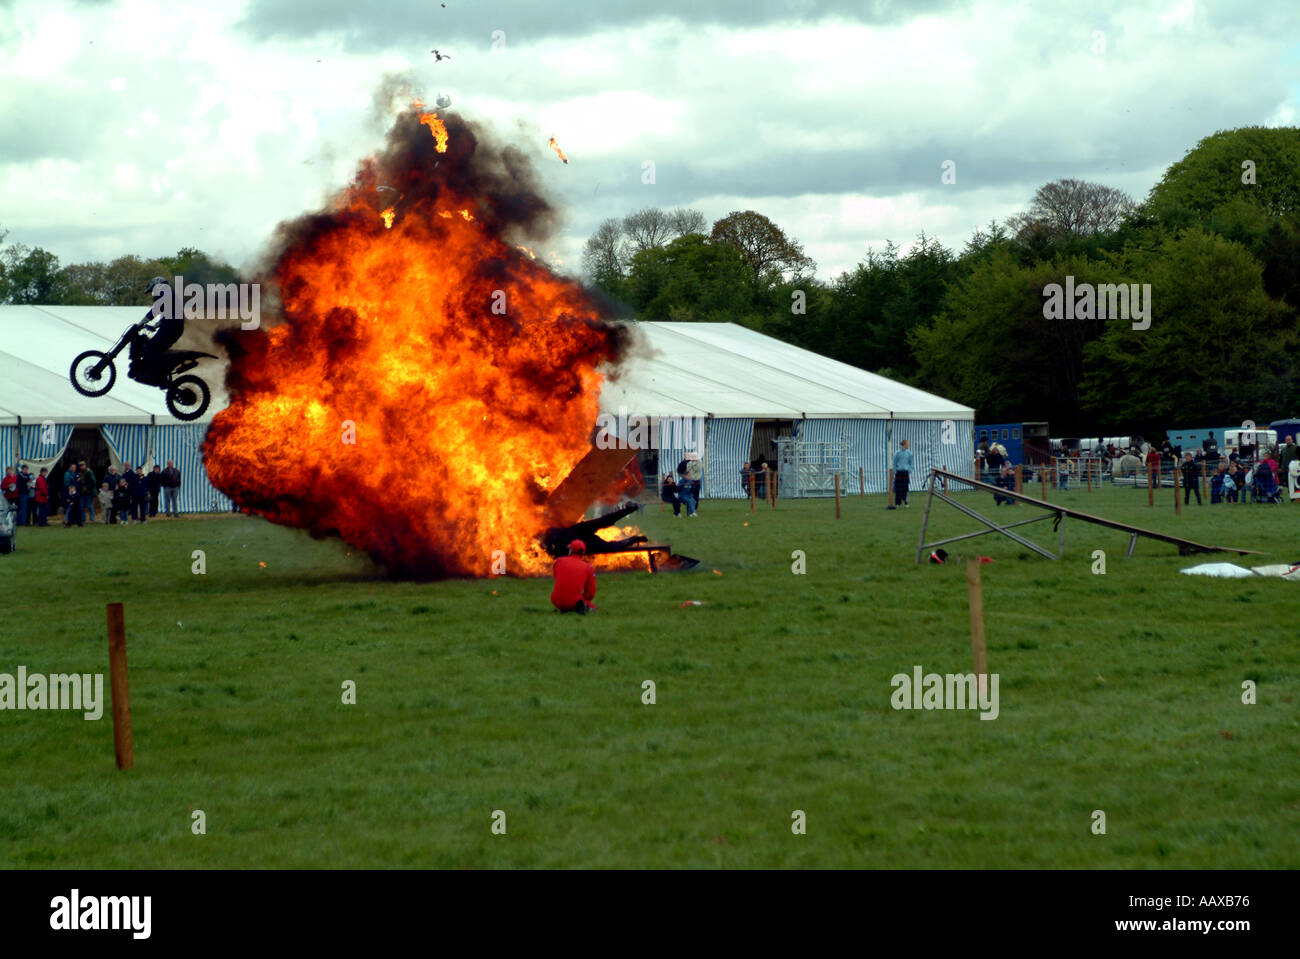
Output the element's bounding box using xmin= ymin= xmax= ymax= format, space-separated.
xmin=1224 ymin=428 xmax=1276 ymax=463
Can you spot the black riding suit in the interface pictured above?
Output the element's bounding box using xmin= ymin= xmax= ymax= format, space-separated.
xmin=131 ymin=310 xmax=185 ymax=385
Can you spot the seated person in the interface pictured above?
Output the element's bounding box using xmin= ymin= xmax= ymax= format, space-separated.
xmin=678 ymin=476 xmax=700 ymax=517
xmin=550 ymin=539 xmax=597 ymax=614
xmin=661 ymin=473 xmax=682 ymax=516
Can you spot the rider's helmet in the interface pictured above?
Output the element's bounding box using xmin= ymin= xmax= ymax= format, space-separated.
xmin=145 ymin=276 xmax=168 ymax=295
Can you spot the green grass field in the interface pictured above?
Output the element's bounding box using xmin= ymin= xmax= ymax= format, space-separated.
xmin=2 ymin=484 xmax=1297 ymax=868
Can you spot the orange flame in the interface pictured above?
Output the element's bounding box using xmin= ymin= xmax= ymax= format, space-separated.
xmin=548 ymin=136 xmax=569 ymax=164
xmin=421 ymin=112 xmax=449 ymax=153
xmin=380 ymin=207 xmax=396 ymax=228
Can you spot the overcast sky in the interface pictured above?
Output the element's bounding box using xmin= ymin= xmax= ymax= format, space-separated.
xmin=1 ymin=0 xmax=1297 ymax=283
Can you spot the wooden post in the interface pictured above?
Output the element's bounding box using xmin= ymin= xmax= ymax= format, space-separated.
xmin=107 ymin=602 xmax=133 ymax=771
xmin=1201 ymin=462 xmax=1208 ymax=501
xmin=1147 ymin=466 xmax=1155 ymax=506
xmin=1040 ymin=466 xmax=1048 ymax=501
xmin=748 ymin=472 xmax=756 ymax=513
xmin=859 ymin=466 xmax=864 ymax=496
xmin=1014 ymin=464 xmax=1022 ymax=494
xmin=834 ymin=473 xmax=842 ymax=519
xmin=1174 ymin=461 xmax=1182 ymax=515
xmin=887 ymin=470 xmax=894 ymax=507
xmin=768 ymin=470 xmax=776 ymax=509
xmin=967 ymin=560 xmax=987 ymax=679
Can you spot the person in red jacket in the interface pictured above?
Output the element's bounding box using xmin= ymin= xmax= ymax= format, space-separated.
xmin=550 ymin=539 xmax=597 ymax=614
xmin=33 ymin=468 xmax=50 ymax=526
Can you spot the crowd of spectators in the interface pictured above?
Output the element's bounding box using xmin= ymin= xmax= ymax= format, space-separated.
xmin=2 ymin=459 xmax=183 ymax=526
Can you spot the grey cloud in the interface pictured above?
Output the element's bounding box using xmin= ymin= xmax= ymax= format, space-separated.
xmin=235 ymin=0 xmax=965 ymax=51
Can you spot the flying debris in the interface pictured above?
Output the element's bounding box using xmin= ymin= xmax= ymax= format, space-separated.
xmin=431 ymin=49 xmax=451 ymax=61
xmin=548 ymin=137 xmax=569 ymax=164
xmin=436 ymin=93 xmax=452 ymax=109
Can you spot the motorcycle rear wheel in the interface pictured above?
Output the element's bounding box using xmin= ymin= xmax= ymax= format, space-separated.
xmin=166 ymin=374 xmax=211 ymax=421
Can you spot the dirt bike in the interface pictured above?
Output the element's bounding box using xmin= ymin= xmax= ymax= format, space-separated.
xmin=69 ymin=315 xmax=216 ymax=421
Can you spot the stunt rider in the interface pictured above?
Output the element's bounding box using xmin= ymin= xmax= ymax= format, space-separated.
xmin=130 ymin=276 xmax=186 ymax=386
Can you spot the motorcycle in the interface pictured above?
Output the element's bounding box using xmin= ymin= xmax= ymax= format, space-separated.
xmin=69 ymin=315 xmax=216 ymax=421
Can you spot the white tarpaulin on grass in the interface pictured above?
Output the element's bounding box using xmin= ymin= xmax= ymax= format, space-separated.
xmin=1181 ymin=563 xmax=1300 ymax=579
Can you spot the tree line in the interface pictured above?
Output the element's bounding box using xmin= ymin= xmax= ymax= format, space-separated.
xmin=0 ymin=240 xmax=239 ymax=307
xmin=582 ymin=125 xmax=1300 ymax=438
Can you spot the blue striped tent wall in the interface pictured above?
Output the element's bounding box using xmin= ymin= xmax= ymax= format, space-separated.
xmin=703 ymin=418 xmax=754 ymax=499
xmin=797 ymin=418 xmax=887 ymax=493
xmin=151 ymin=423 xmax=234 ymax=513
xmin=0 ymin=426 xmax=14 ymax=468
xmin=768 ymin=418 xmax=975 ymax=495
xmin=100 ymin=423 xmax=232 ymax=513
xmin=19 ymin=423 xmax=75 ymax=464
xmin=887 ymin=418 xmax=976 ymax=491
xmin=100 ymin=424 xmax=152 ymax=472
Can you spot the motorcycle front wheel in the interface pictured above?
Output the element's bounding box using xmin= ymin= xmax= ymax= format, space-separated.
xmin=70 ymin=351 xmax=116 ymax=397
xmin=166 ymin=374 xmax=211 ymax=421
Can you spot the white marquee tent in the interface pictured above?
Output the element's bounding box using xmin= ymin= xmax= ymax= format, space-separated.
xmin=605 ymin=322 xmax=975 ymax=498
xmin=1 ymin=309 xmax=973 ymax=508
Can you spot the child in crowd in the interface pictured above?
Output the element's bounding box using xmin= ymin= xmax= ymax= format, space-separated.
xmin=97 ymin=482 xmax=114 ymax=523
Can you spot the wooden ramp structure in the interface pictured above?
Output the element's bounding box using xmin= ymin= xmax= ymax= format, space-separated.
xmin=915 ymin=468 xmax=1259 ymax=563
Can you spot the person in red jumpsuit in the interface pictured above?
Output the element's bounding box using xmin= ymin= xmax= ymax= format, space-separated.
xmin=550 ymin=539 xmax=597 ymax=614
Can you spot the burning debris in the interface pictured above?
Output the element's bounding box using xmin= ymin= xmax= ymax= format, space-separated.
xmin=203 ymin=106 xmax=643 ymax=580
xmin=419 ymin=112 xmax=449 ymax=152
xmin=548 ymin=137 xmax=569 ymax=164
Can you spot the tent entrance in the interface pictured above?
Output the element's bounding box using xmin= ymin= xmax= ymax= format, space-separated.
xmin=51 ymin=426 xmax=113 ymax=488
xmin=750 ymin=419 xmax=794 ymax=469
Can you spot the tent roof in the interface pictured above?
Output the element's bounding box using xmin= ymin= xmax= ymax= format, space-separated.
xmin=0 ymin=305 xmax=228 ymax=426
xmin=0 ymin=309 xmax=971 ymax=427
xmin=600 ymin=322 xmax=973 ymax=420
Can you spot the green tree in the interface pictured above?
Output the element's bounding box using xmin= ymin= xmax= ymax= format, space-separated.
xmin=795 ymin=234 xmax=954 ymax=379
xmin=710 ymin=210 xmax=814 ymax=283
xmin=910 ymin=248 xmax=1112 ymax=430
xmin=1081 ymin=227 xmax=1298 ymax=430
xmin=2 ymin=245 xmax=61 ymax=303
xmin=1146 ymin=126 xmax=1300 ymax=221
xmin=623 ymin=233 xmax=755 ymax=323
xmin=52 ymin=260 xmax=112 ymax=304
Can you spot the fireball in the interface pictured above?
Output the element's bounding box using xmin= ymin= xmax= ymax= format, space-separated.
xmin=204 ymin=108 xmax=630 ymax=579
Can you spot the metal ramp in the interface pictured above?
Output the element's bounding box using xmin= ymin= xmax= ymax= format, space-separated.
xmin=915 ymin=468 xmax=1259 ymax=563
